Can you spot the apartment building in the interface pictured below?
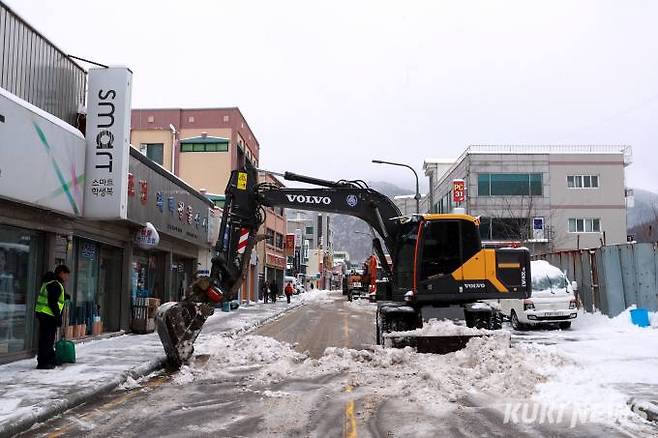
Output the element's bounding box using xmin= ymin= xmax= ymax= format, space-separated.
xmin=423 ymin=145 xmax=632 ymax=253
xmin=130 ymin=107 xmax=259 ymax=194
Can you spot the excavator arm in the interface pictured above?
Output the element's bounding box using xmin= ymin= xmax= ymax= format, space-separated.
xmin=156 ymin=167 xmax=403 ymax=367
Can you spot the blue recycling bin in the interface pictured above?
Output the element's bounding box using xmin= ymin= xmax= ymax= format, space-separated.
xmin=630 ymin=308 xmax=650 ymax=327
xmin=222 ymin=301 xmax=231 ymax=312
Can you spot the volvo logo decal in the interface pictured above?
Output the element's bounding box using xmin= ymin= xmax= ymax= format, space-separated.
xmin=285 ymin=194 xmax=332 ymax=205
xmin=346 ymin=194 xmax=358 ymax=207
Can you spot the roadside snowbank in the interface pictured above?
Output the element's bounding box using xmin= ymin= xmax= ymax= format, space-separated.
xmin=522 ymin=306 xmax=658 ymax=432
xmin=571 ymin=306 xmax=658 ymax=332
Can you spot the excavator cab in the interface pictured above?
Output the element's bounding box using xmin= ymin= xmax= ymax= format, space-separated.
xmin=377 ymin=214 xmax=531 ymax=351
xmin=396 ymin=214 xmax=530 ymax=305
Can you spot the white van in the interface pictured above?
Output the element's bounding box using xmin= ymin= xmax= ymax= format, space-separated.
xmin=499 ymin=260 xmax=578 ymax=330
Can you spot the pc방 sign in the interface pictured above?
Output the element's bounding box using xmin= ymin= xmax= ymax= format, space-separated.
xmin=83 ymin=67 xmax=132 ymax=219
xmin=452 ymin=179 xmax=465 ymax=204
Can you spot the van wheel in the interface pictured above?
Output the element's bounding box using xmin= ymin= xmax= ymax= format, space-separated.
xmin=511 ymin=310 xmax=527 ymax=331
xmin=558 ymin=321 xmax=571 ymax=330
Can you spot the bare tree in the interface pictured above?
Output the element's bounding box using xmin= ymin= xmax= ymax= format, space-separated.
xmin=477 ymin=195 xmax=563 ymax=252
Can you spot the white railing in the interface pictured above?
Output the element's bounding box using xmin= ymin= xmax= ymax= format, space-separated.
xmin=467 ymin=145 xmax=632 ymax=165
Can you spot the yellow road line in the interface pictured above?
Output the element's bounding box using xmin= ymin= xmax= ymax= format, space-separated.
xmin=344 ymin=386 xmax=357 ymax=438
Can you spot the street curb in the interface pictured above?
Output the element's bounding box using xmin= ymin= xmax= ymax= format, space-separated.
xmin=0 ymin=356 xmax=166 ymax=438
xmin=629 ymin=398 xmax=658 ymax=423
xmin=0 ymin=302 xmax=304 ymax=438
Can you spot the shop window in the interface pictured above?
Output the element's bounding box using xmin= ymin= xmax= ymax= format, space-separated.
xmin=478 ymin=173 xmax=543 ymax=196
xmin=0 ymin=225 xmax=43 ymax=355
xmin=568 ymin=218 xmax=601 ymax=233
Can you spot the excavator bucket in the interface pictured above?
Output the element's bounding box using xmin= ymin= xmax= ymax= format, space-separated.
xmin=155 ymin=301 xmax=215 ymax=368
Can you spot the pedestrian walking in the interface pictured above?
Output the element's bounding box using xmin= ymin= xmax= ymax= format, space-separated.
xmin=270 ymin=281 xmax=278 ymax=303
xmin=284 ymin=282 xmax=294 ymax=304
xmin=35 ymin=265 xmax=70 ymax=369
xmin=261 ymin=280 xmax=269 ymax=303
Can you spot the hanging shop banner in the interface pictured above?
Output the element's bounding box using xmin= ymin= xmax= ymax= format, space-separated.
xmin=452 ymin=179 xmax=465 ymax=203
xmin=285 ymin=234 xmax=295 ymax=256
xmin=83 ymin=67 xmax=133 ymax=219
xmin=135 ymin=222 xmax=160 ymax=250
xmin=0 ymin=88 xmax=86 ymax=216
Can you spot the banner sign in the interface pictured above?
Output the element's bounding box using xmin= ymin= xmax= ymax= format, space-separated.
xmin=83 ymin=67 xmax=132 ymax=219
xmin=452 ymin=179 xmax=465 ymax=204
xmin=285 ymin=234 xmax=295 ymax=256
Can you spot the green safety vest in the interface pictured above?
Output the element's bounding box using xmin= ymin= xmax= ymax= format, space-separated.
xmin=35 ymin=280 xmax=65 ymax=317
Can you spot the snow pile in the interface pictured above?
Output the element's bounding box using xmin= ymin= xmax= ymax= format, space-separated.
xmin=175 ymin=327 xmax=564 ymax=412
xmin=517 ymin=305 xmax=658 ymax=430
xmin=118 ymin=376 xmax=142 ymax=391
xmin=530 ymin=260 xmax=573 ymax=297
xmin=293 ymin=334 xmax=564 ymax=403
xmin=173 ymin=335 xmax=306 ymax=385
xmin=571 ymin=306 xmax=658 ymax=333
xmin=385 ymin=318 xmax=492 ymax=337
xmin=297 ymin=289 xmax=333 ymax=304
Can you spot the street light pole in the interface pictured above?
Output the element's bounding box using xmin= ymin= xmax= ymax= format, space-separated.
xmin=372 ymin=159 xmax=421 ymax=214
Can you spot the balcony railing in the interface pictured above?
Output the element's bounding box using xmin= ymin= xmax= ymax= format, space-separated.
xmin=0 ymin=1 xmax=86 ymax=126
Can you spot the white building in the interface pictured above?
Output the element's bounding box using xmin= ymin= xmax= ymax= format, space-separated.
xmin=423 ymin=145 xmax=632 ymax=253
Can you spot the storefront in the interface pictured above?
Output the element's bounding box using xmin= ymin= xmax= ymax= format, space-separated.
xmin=127 ymin=148 xmax=213 ymax=327
xmin=0 ymin=224 xmax=44 ymax=361
xmin=264 ymin=252 xmax=286 ymax=294
xmin=69 ymin=238 xmax=124 ymax=335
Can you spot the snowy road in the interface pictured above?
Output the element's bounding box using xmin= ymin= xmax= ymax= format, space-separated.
xmin=18 ymin=293 xmax=657 ymax=437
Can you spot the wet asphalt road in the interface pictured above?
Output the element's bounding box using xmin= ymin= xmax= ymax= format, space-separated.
xmin=17 ymin=294 xmax=649 ymax=438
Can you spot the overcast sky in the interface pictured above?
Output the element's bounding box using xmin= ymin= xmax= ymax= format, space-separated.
xmin=8 ymin=0 xmax=658 ymax=193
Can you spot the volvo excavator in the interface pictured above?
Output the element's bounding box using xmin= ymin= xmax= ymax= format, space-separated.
xmin=156 ymin=167 xmax=531 ymax=367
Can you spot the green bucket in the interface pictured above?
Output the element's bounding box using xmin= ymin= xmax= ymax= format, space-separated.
xmin=55 ymin=339 xmax=76 ymax=364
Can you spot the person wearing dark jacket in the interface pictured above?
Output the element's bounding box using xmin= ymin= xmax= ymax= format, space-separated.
xmin=270 ymin=281 xmax=278 ymax=304
xmin=35 ymin=265 xmax=70 ymax=369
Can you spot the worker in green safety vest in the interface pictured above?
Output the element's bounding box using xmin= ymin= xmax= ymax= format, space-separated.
xmin=35 ymin=265 xmax=71 ymax=369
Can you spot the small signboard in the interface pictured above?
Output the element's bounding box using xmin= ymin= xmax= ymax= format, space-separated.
xmin=452 ymin=179 xmax=465 ymax=203
xmin=135 ymin=222 xmax=160 ymax=250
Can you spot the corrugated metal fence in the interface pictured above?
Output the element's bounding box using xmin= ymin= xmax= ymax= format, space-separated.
xmin=0 ymin=1 xmax=86 ymax=126
xmin=534 ymin=243 xmax=658 ymax=316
